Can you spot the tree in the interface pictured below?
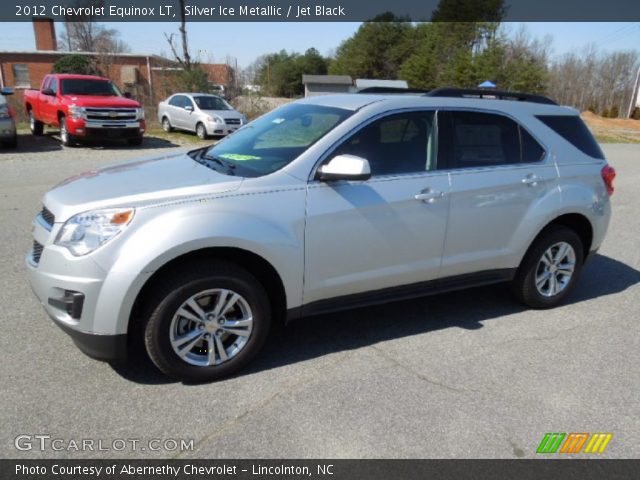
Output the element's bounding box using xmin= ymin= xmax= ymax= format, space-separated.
xmin=254 ymin=48 xmax=329 ymax=97
xmin=52 ymin=54 xmax=98 ymax=75
xmin=329 ymin=12 xmax=413 ymax=79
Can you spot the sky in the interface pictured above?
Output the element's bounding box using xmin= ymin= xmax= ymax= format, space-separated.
xmin=0 ymin=21 xmax=638 ymax=68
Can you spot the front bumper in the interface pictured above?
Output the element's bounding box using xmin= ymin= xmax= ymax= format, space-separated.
xmin=66 ymin=117 xmax=146 ymax=139
xmin=26 ymin=212 xmax=132 ymax=362
xmin=27 ymin=251 xmax=128 ymax=362
xmin=206 ymin=121 xmax=241 ymax=136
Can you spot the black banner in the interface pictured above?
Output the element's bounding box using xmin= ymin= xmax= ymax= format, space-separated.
xmin=3 ymin=0 xmax=640 ymax=22
xmin=2 ymin=459 xmax=639 ymax=480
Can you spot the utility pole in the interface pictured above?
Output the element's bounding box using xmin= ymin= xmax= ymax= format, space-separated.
xmin=627 ymin=64 xmax=640 ymax=118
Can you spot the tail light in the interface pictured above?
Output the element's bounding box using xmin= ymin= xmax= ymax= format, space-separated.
xmin=601 ymin=165 xmax=616 ymax=196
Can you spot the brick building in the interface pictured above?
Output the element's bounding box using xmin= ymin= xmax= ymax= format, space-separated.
xmin=0 ymin=20 xmax=235 ymax=106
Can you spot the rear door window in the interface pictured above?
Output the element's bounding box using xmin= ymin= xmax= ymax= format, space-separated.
xmin=439 ymin=111 xmax=546 ymax=169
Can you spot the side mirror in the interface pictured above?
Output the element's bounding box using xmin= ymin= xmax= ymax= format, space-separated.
xmin=0 ymin=87 xmax=14 ymax=96
xmin=41 ymin=88 xmax=55 ymax=96
xmin=123 ymin=92 xmax=132 ymax=99
xmin=317 ymin=154 xmax=371 ymax=182
xmin=184 ymin=105 xmax=194 ymax=112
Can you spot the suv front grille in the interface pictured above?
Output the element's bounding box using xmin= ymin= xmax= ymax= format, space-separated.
xmin=85 ymin=108 xmax=137 ymax=124
xmin=225 ymin=118 xmax=241 ymax=125
xmin=32 ymin=240 xmax=44 ymax=264
xmin=41 ymin=206 xmax=55 ymax=227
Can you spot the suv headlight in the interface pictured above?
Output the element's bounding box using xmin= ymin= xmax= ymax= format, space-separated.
xmin=136 ymin=108 xmax=145 ymax=120
xmin=55 ymin=208 xmax=135 ymax=256
xmin=68 ymin=105 xmax=85 ymax=120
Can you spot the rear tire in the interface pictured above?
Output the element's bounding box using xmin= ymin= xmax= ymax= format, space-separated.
xmin=29 ymin=110 xmax=44 ymax=136
xmin=143 ymin=261 xmax=271 ymax=382
xmin=512 ymin=226 xmax=584 ymax=309
xmin=161 ymin=117 xmax=173 ymax=132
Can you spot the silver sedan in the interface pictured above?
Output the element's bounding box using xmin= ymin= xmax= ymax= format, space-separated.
xmin=157 ymin=93 xmax=248 ymax=139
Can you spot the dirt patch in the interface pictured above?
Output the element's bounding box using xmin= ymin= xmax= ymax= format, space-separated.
xmin=581 ymin=112 xmax=640 ymax=143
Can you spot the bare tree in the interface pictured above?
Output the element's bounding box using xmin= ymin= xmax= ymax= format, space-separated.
xmin=548 ymin=47 xmax=639 ymax=117
xmin=164 ymin=0 xmax=192 ymax=70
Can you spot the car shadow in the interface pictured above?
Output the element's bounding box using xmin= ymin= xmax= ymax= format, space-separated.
xmin=0 ymin=132 xmax=180 ymax=153
xmin=109 ymin=254 xmax=640 ymax=385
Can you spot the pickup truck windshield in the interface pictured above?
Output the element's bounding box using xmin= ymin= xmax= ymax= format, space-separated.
xmin=199 ymin=103 xmax=353 ymax=178
xmin=60 ymin=79 xmax=121 ymax=96
xmin=194 ymin=96 xmax=231 ymax=111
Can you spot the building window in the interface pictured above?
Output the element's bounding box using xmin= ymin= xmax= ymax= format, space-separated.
xmin=12 ymin=64 xmax=31 ymax=88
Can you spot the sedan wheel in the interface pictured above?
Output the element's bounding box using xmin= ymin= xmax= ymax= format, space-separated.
xmin=196 ymin=123 xmax=207 ymax=140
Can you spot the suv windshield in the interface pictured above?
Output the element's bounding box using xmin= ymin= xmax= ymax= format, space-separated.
xmin=199 ymin=103 xmax=353 ymax=177
xmin=60 ymin=79 xmax=121 ymax=96
xmin=194 ymin=96 xmax=231 ymax=111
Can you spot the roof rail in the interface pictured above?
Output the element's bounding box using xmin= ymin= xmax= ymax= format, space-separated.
xmin=356 ymin=86 xmax=430 ymax=94
xmin=426 ymin=87 xmax=557 ymax=105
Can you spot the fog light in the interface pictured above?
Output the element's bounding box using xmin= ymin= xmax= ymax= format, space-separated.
xmin=48 ymin=290 xmax=85 ymax=319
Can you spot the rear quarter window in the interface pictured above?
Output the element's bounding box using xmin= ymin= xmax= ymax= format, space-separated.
xmin=536 ymin=115 xmax=604 ymax=159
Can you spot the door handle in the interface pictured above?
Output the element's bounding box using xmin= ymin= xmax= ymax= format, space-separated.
xmin=522 ymin=174 xmax=541 ymax=187
xmin=415 ymin=188 xmax=445 ymax=203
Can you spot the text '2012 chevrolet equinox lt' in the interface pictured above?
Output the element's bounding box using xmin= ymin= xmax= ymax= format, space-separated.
xmin=27 ymin=88 xmax=615 ymax=381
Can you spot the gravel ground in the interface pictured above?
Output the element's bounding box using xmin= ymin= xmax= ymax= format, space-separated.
xmin=0 ymin=135 xmax=638 ymax=459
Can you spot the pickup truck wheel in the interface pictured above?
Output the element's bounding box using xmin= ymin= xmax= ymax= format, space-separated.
xmin=161 ymin=117 xmax=173 ymax=132
xmin=29 ymin=111 xmax=44 ymax=135
xmin=143 ymin=261 xmax=271 ymax=382
xmin=512 ymin=226 xmax=583 ymax=309
xmin=59 ymin=117 xmax=74 ymax=147
xmin=196 ymin=122 xmax=208 ymax=140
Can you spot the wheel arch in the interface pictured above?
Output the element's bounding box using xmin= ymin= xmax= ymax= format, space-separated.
xmin=522 ymin=213 xmax=594 ymax=268
xmin=128 ymin=246 xmax=287 ymax=340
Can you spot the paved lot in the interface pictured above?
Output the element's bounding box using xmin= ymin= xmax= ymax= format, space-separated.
xmin=0 ymin=134 xmax=638 ymax=459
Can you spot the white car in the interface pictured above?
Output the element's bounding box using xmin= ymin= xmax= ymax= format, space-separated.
xmin=157 ymin=93 xmax=247 ymax=139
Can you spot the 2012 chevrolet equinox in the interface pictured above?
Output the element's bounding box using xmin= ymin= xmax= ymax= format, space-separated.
xmin=27 ymin=88 xmax=615 ymax=381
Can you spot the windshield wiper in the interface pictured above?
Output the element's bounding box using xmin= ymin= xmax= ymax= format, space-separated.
xmin=201 ymin=151 xmax=237 ymax=175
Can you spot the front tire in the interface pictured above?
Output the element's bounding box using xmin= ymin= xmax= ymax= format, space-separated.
xmin=29 ymin=110 xmax=44 ymax=136
xmin=143 ymin=261 xmax=271 ymax=382
xmin=59 ymin=116 xmax=74 ymax=147
xmin=196 ymin=122 xmax=208 ymax=140
xmin=512 ymin=226 xmax=584 ymax=309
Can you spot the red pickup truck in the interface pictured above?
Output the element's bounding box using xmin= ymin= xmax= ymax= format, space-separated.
xmin=24 ymin=74 xmax=145 ymax=146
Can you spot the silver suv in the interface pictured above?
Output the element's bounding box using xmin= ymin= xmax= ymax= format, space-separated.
xmin=27 ymin=88 xmax=615 ymax=381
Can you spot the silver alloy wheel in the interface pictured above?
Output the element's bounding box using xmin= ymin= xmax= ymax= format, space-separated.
xmin=535 ymin=241 xmax=576 ymax=297
xmin=196 ymin=123 xmax=206 ymax=139
xmin=60 ymin=119 xmax=68 ymax=144
xmin=162 ymin=117 xmax=171 ymax=132
xmin=169 ymin=288 xmax=253 ymax=367
xmin=29 ymin=111 xmax=35 ymax=130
